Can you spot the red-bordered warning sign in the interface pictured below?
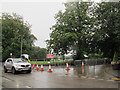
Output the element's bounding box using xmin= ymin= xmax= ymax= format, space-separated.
xmin=47 ymin=54 xmax=54 ymax=58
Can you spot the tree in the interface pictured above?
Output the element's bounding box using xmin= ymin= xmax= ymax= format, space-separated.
xmin=2 ymin=13 xmax=37 ymax=61
xmin=46 ymin=1 xmax=95 ymax=60
xmin=30 ymin=46 xmax=47 ymax=60
xmin=95 ymin=2 xmax=120 ymax=59
xmin=0 ymin=17 xmax=2 ymax=61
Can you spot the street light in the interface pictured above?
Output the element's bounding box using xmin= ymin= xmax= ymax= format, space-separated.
xmin=20 ymin=37 xmax=22 ymax=57
xmin=10 ymin=53 xmax=12 ymax=58
xmin=20 ymin=17 xmax=24 ymax=57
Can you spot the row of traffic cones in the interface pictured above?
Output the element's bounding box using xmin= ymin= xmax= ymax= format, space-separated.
xmin=66 ymin=61 xmax=85 ymax=70
xmin=32 ymin=61 xmax=85 ymax=72
xmin=32 ymin=63 xmax=52 ymax=72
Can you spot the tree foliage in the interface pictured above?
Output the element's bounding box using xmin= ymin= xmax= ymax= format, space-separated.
xmin=46 ymin=2 xmax=95 ymax=60
xmin=95 ymin=2 xmax=120 ymax=58
xmin=2 ymin=13 xmax=48 ymax=61
xmin=30 ymin=46 xmax=47 ymax=60
xmin=47 ymin=1 xmax=120 ymax=60
xmin=2 ymin=13 xmax=38 ymax=61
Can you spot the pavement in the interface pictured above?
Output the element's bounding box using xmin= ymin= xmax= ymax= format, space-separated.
xmin=103 ymin=64 xmax=120 ymax=81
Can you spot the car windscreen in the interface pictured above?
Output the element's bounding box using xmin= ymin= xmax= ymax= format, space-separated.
xmin=13 ymin=58 xmax=28 ymax=63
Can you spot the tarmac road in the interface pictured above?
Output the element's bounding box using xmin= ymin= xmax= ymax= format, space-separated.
xmin=1 ymin=65 xmax=119 ymax=88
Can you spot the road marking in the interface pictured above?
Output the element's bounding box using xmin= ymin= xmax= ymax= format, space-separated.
xmin=112 ymin=77 xmax=120 ymax=81
xmin=94 ymin=76 xmax=98 ymax=78
xmin=88 ymin=77 xmax=95 ymax=80
xmin=107 ymin=80 xmax=114 ymax=82
xmin=81 ymin=76 xmax=87 ymax=78
xmin=103 ymin=67 xmax=120 ymax=81
xmin=26 ymin=86 xmax=31 ymax=88
xmin=3 ymin=77 xmax=11 ymax=81
xmin=16 ymin=84 xmax=19 ymax=88
xmin=2 ymin=76 xmax=14 ymax=81
xmin=98 ymin=79 xmax=104 ymax=80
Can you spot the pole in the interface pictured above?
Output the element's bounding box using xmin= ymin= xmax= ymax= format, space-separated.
xmin=20 ymin=18 xmax=24 ymax=57
xmin=20 ymin=38 xmax=22 ymax=57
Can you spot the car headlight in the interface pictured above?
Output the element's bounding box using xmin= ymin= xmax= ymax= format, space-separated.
xmin=15 ymin=64 xmax=21 ymax=67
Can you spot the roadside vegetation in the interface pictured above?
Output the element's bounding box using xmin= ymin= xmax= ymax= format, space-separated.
xmin=1 ymin=13 xmax=47 ymax=61
xmin=30 ymin=59 xmax=73 ymax=65
xmin=46 ymin=2 xmax=120 ymax=61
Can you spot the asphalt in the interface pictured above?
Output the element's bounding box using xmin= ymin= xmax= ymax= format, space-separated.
xmin=1 ymin=65 xmax=119 ymax=88
xmin=104 ymin=64 xmax=120 ymax=81
xmin=1 ymin=62 xmax=120 ymax=89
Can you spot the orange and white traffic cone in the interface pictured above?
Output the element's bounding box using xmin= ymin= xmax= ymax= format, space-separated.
xmin=36 ymin=63 xmax=39 ymax=71
xmin=66 ymin=62 xmax=69 ymax=70
xmin=32 ymin=64 xmax=35 ymax=72
xmin=41 ymin=63 xmax=44 ymax=71
xmin=49 ymin=63 xmax=52 ymax=72
xmin=82 ymin=61 xmax=85 ymax=74
xmin=82 ymin=61 xmax=84 ymax=69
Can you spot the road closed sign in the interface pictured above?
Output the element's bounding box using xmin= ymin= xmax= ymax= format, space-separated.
xmin=47 ymin=54 xmax=54 ymax=58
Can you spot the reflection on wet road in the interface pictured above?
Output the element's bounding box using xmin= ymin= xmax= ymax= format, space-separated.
xmin=2 ymin=64 xmax=119 ymax=88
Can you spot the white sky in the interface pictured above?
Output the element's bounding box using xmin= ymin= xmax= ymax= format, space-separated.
xmin=2 ymin=1 xmax=66 ymax=48
xmin=1 ymin=0 xmax=103 ymax=48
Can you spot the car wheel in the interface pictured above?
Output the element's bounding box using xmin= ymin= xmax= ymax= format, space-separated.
xmin=4 ymin=66 xmax=7 ymax=73
xmin=28 ymin=70 xmax=31 ymax=73
xmin=12 ymin=67 xmax=16 ymax=74
xmin=27 ymin=70 xmax=31 ymax=73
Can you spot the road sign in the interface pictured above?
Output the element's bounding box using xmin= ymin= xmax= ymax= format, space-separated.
xmin=47 ymin=54 xmax=54 ymax=58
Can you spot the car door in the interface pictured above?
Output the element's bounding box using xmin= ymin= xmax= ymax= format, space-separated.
xmin=5 ymin=59 xmax=10 ymax=69
xmin=8 ymin=59 xmax=13 ymax=69
xmin=6 ymin=59 xmax=13 ymax=70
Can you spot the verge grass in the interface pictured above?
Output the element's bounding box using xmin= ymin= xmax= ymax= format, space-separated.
xmin=30 ymin=59 xmax=73 ymax=64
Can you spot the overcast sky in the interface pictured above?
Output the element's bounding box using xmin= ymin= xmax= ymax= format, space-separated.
xmin=2 ymin=1 xmax=67 ymax=48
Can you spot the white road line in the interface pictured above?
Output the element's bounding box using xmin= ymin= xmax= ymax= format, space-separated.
xmin=106 ymin=80 xmax=114 ymax=82
xmin=98 ymin=79 xmax=104 ymax=80
xmin=26 ymin=86 xmax=31 ymax=88
xmin=88 ymin=77 xmax=96 ymax=80
xmin=81 ymin=76 xmax=87 ymax=78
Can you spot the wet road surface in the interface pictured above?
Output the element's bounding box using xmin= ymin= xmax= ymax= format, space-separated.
xmin=2 ymin=65 xmax=119 ymax=88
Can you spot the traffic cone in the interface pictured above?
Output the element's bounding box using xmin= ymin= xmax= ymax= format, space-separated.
xmin=32 ymin=64 xmax=35 ymax=68
xmin=66 ymin=62 xmax=69 ymax=70
xmin=41 ymin=63 xmax=44 ymax=71
xmin=49 ymin=63 xmax=52 ymax=72
xmin=36 ymin=63 xmax=39 ymax=71
xmin=82 ymin=62 xmax=84 ymax=74
xmin=82 ymin=61 xmax=84 ymax=69
xmin=32 ymin=64 xmax=35 ymax=72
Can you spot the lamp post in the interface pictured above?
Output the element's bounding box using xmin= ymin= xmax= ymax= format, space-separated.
xmin=10 ymin=53 xmax=12 ymax=58
xmin=20 ymin=38 xmax=22 ymax=58
xmin=20 ymin=17 xmax=24 ymax=57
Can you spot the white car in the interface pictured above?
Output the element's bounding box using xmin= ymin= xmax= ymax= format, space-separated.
xmin=4 ymin=58 xmax=31 ymax=74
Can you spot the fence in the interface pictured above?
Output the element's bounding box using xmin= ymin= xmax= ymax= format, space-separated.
xmin=74 ymin=58 xmax=112 ymax=66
